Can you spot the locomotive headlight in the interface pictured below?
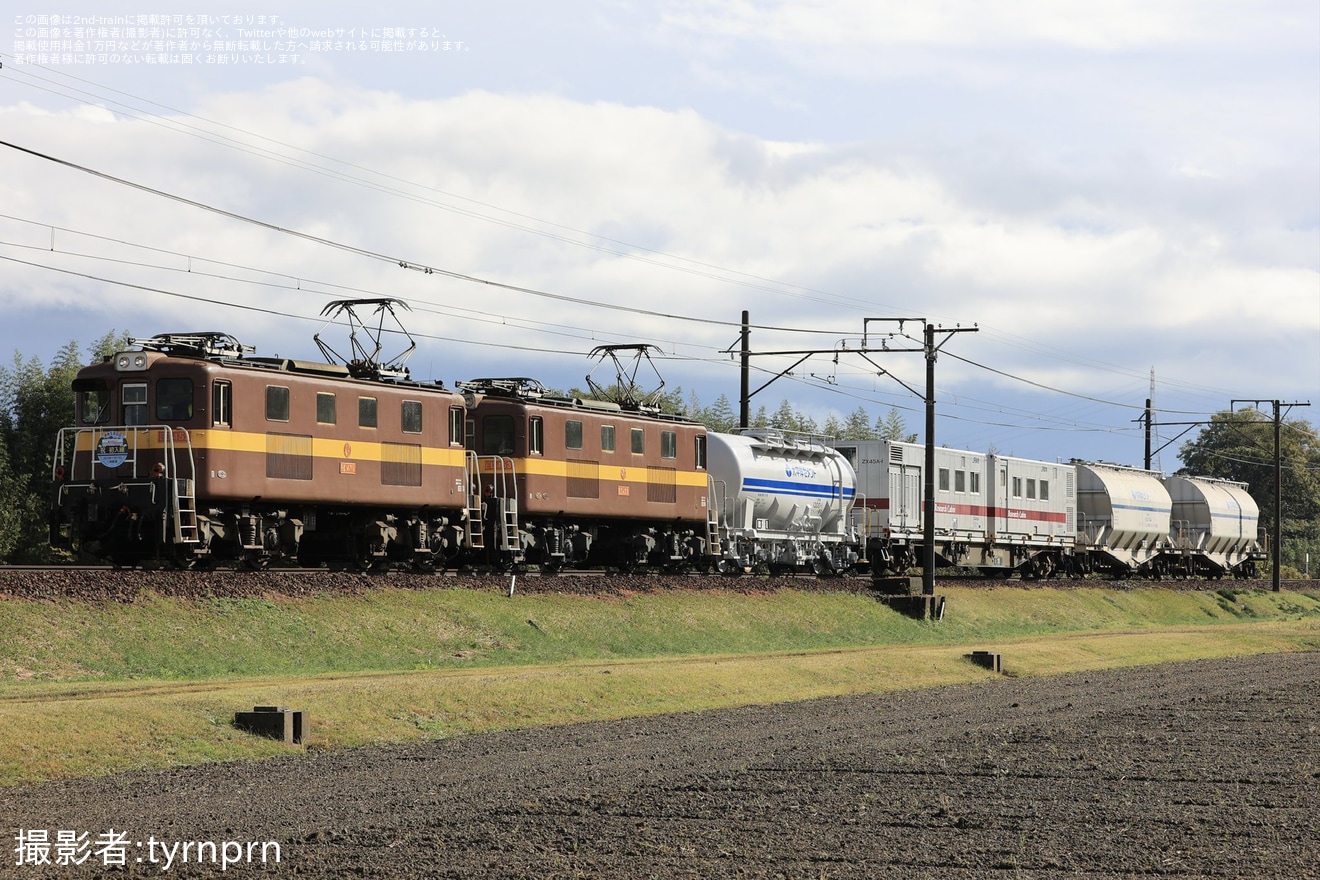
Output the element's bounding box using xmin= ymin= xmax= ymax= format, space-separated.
xmin=114 ymin=352 xmax=149 ymax=371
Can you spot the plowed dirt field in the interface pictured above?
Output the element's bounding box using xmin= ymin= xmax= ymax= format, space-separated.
xmin=2 ymin=652 xmax=1316 ymax=878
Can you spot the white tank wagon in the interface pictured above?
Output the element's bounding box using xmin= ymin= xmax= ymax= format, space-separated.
xmin=1161 ymin=475 xmax=1264 ymax=577
xmin=1073 ymin=461 xmax=1173 ymax=576
xmin=707 ymin=430 xmax=858 ymax=574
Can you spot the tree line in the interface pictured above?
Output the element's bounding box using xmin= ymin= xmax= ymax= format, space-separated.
xmin=2 ymin=339 xmax=1317 ymax=573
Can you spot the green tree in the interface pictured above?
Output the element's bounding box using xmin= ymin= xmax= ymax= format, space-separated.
xmin=699 ymin=394 xmax=738 ymax=433
xmin=843 ymin=407 xmax=874 ymax=440
xmin=1178 ymin=408 xmax=1320 ymax=571
xmin=876 ymin=406 xmax=918 ymax=442
xmin=0 ymin=332 xmax=123 ymax=562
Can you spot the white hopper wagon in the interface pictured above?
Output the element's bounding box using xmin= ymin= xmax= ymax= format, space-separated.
xmin=1161 ymin=475 xmax=1264 ymax=577
xmin=1073 ymin=461 xmax=1172 ymax=576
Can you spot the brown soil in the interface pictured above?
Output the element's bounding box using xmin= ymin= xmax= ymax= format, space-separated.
xmin=2 ymin=653 xmax=1316 ymax=878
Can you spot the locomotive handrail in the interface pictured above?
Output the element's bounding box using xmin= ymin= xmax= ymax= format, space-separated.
xmin=53 ymin=424 xmax=196 ymax=484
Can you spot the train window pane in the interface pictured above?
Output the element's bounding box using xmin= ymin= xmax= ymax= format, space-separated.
xmin=970 ymin=471 xmax=980 ymax=494
xmin=601 ymin=425 xmax=615 ymax=452
xmin=358 ymin=397 xmax=377 ymax=428
xmin=1013 ymin=477 xmax=1023 ymax=498
xmin=155 ymin=378 xmax=193 ymax=421
xmin=317 ymin=392 xmax=337 ymax=424
xmin=695 ymin=434 xmax=707 ymax=470
xmin=954 ymin=470 xmax=966 ymax=492
xmin=212 ymin=381 xmax=232 ymax=427
xmin=529 ymin=417 xmax=544 ymax=454
xmin=631 ymin=428 xmax=645 ymax=454
xmin=565 ymin=419 xmax=583 ymax=450
xmin=482 ymin=415 xmax=514 ymax=455
xmin=265 ymin=385 xmax=290 ymax=422
xmin=1040 ymin=480 xmax=1049 ymax=501
xmin=449 ymin=407 xmax=464 ymax=445
xmin=123 ymin=382 xmax=148 ymax=426
xmin=401 ymin=400 xmax=422 ymax=434
xmin=938 ymin=468 xmax=950 ymax=491
xmin=661 ymin=431 xmax=676 ymax=459
xmin=1027 ymin=479 xmax=1037 ymax=500
xmin=79 ymin=384 xmax=111 ymax=424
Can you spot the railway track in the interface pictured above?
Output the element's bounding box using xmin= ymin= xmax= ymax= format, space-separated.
xmin=1 ymin=563 xmax=1314 ymax=603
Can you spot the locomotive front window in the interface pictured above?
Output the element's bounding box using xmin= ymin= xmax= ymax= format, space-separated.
xmin=565 ymin=420 xmax=583 ymax=450
xmin=661 ymin=430 xmax=676 ymax=460
xmin=122 ymin=382 xmax=148 ymax=426
xmin=482 ymin=415 xmax=515 ymax=455
xmin=266 ymin=386 xmax=290 ymax=422
xmin=155 ymin=378 xmax=193 ymax=421
xmin=401 ymin=400 xmax=422 ymax=434
xmin=359 ymin=397 xmax=377 ymax=428
xmin=78 ymin=383 xmax=111 ymax=424
xmin=317 ymin=392 xmax=337 ymax=424
xmin=631 ymin=428 xmax=645 ymax=454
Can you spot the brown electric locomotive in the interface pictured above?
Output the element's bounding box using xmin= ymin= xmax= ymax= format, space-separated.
xmin=50 ymin=327 xmax=480 ymax=569
xmin=460 ymin=377 xmax=716 ymax=570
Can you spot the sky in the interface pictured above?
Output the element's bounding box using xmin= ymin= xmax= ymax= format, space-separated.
xmin=2 ymin=0 xmax=1317 ymax=470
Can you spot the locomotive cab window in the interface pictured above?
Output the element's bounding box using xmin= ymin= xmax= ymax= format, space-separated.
xmin=449 ymin=407 xmax=464 ymax=446
xmin=601 ymin=425 xmax=615 ymax=452
xmin=661 ymin=430 xmax=677 ymax=460
xmin=565 ymin=419 xmax=583 ymax=451
xmin=694 ymin=435 xmax=707 ymax=469
xmin=122 ymin=382 xmax=148 ymax=426
xmin=317 ymin=392 xmax=337 ymax=425
xmin=212 ymin=381 xmax=232 ymax=427
xmin=529 ymin=417 xmax=544 ymax=455
xmin=401 ymin=400 xmax=422 ymax=434
xmin=75 ymin=380 xmax=111 ymax=425
xmin=358 ymin=397 xmax=377 ymax=428
xmin=482 ymin=415 xmax=515 ymax=455
xmin=156 ymin=378 xmax=193 ymax=421
xmin=266 ymin=385 xmax=290 ymax=422
xmin=631 ymin=428 xmax=645 ymax=454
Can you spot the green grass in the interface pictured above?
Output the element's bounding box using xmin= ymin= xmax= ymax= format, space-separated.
xmin=2 ymin=584 xmax=1318 ymax=786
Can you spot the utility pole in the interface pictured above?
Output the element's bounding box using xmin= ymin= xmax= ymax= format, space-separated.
xmin=731 ymin=315 xmax=977 ymax=599
xmin=1232 ymin=399 xmax=1311 ymax=592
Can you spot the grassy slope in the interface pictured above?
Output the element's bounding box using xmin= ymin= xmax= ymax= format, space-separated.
xmin=2 ymin=585 xmax=1318 ymax=785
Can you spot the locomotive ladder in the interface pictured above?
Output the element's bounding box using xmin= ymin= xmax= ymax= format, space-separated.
xmin=705 ymin=474 xmax=720 ymax=558
xmin=464 ymin=452 xmax=486 ymax=551
xmin=171 ymin=478 xmax=199 ymax=544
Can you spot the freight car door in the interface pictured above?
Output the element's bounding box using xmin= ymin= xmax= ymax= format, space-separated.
xmin=890 ymin=463 xmax=921 ymax=528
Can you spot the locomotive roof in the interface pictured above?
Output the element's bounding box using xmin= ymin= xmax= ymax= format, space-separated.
xmin=104 ymin=333 xmax=454 ymax=391
xmin=458 ymin=377 xmax=699 ymax=424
